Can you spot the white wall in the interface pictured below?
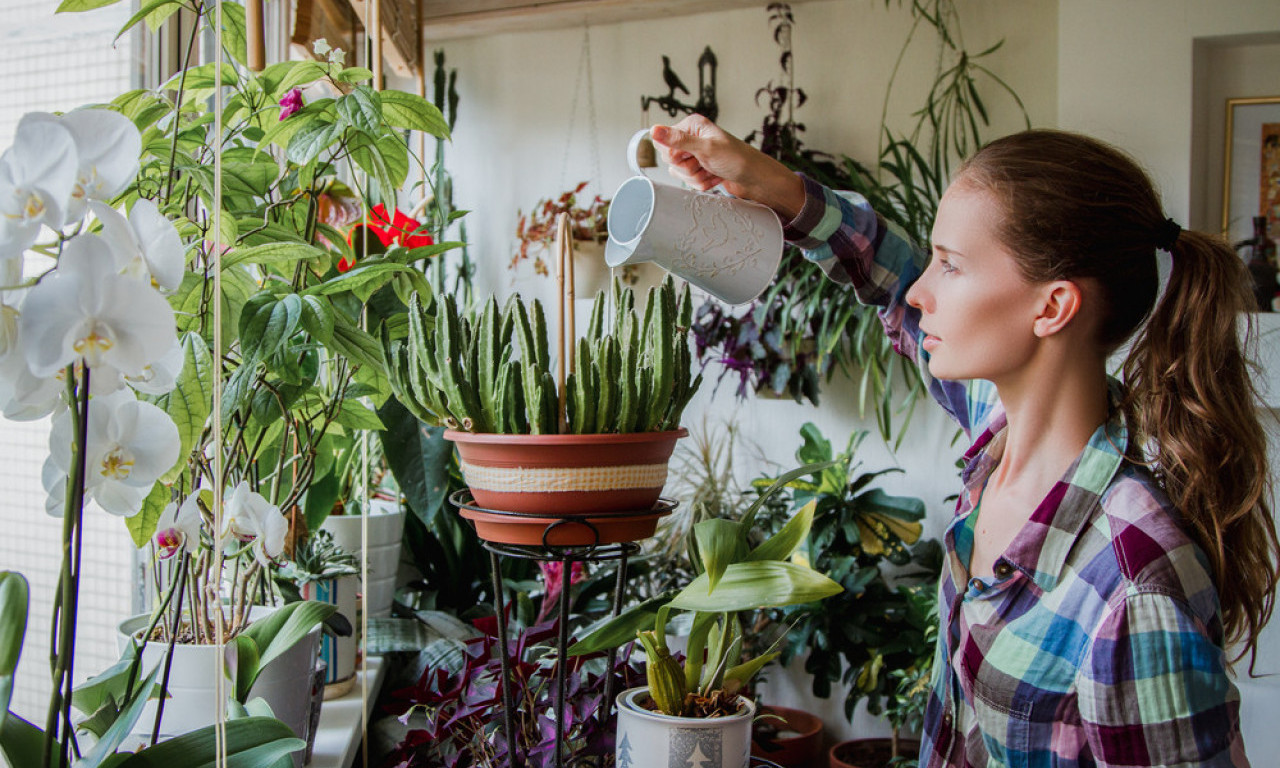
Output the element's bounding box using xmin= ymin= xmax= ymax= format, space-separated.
xmin=402 ymin=0 xmax=1058 ymax=743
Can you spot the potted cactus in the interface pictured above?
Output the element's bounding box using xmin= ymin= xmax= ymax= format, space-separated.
xmin=384 ymin=277 xmax=701 ymax=544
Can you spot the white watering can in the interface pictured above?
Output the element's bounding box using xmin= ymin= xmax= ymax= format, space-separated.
xmin=604 ymin=129 xmax=784 ymax=305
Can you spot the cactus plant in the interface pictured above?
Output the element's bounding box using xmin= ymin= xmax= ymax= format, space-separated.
xmin=386 ymin=277 xmax=701 ymax=435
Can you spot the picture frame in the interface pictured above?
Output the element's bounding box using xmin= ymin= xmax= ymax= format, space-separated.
xmin=1222 ymin=95 xmax=1280 ymax=245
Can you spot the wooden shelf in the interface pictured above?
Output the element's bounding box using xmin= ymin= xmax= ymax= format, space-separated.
xmin=422 ymin=0 xmax=818 ymax=41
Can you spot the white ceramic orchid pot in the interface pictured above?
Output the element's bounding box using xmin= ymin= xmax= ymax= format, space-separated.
xmin=604 ymin=129 xmax=784 ymax=306
xmin=615 ymin=686 xmax=756 ymax=768
xmin=320 ymin=498 xmax=405 ymax=618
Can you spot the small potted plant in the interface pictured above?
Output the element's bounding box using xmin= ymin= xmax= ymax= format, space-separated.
xmin=384 ymin=277 xmax=702 ymax=545
xmin=277 ymin=529 xmax=360 ymax=697
xmin=568 ymin=465 xmax=844 ymax=768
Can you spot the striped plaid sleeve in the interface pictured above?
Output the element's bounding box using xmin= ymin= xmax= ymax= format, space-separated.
xmin=1077 ymin=589 xmax=1246 ymax=768
xmin=781 ymin=173 xmax=986 ymax=434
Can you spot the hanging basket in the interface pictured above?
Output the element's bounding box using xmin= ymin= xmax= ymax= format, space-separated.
xmin=445 ymin=428 xmax=686 ymax=515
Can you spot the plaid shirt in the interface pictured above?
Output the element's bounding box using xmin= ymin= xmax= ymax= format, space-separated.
xmin=782 ymin=175 xmax=1248 ymax=767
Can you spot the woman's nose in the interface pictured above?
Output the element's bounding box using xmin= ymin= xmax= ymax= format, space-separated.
xmin=906 ymin=275 xmax=929 ymax=313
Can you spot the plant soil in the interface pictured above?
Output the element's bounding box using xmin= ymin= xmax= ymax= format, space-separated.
xmin=639 ymin=689 xmax=744 ymax=719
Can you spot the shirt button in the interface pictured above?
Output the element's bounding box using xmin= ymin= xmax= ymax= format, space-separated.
xmin=968 ymin=578 xmax=984 ymax=592
xmin=993 ymin=560 xmax=1014 ymax=579
xmin=943 ymin=712 xmax=953 ymax=727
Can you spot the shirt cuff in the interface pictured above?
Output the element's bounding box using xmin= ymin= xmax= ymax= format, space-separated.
xmin=781 ymin=173 xmax=840 ymax=250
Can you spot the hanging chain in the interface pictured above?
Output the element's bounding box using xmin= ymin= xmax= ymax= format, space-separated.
xmin=558 ymin=25 xmax=602 ymax=195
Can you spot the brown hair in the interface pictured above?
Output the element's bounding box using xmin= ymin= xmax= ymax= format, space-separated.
xmin=958 ymin=129 xmax=1278 ymax=665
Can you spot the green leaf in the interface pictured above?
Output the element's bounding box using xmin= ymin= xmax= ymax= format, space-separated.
xmin=305 ymin=261 xmax=410 ymax=303
xmin=669 ymin=561 xmax=842 ymax=613
xmin=334 ymin=66 xmax=374 ymax=84
xmin=78 ymin=665 xmax=162 ymax=767
xmin=70 ymin=641 xmax=141 ymax=722
xmin=396 ymin=241 xmax=465 ymax=263
xmin=0 ymin=572 xmax=29 ymax=727
xmin=0 ymin=712 xmax=43 ymax=768
xmin=112 ymin=717 xmax=304 ymax=768
xmin=285 ymin=119 xmax=342 ymax=166
xmin=223 ymin=241 xmax=325 ymax=271
xmin=257 ymin=60 xmax=327 ymax=100
xmin=300 ymin=295 xmax=335 ymax=344
xmin=214 ymin=0 xmax=249 ymax=66
xmin=256 ymin=99 xmax=336 ymax=149
xmin=124 ymin=482 xmax=170 ymax=548
xmin=335 ymin=400 xmax=385 ymax=431
xmin=691 ymin=518 xmax=747 ymax=593
xmin=328 ymin=310 xmax=385 ymax=370
xmin=567 ymin=594 xmax=673 ymax=656
xmin=239 ymin=292 xmax=303 ymax=361
xmin=747 ymin=499 xmax=817 ymax=563
xmin=57 ymin=0 xmax=122 ymax=10
xmin=232 ymin=635 xmax=262 ymax=705
xmin=860 ymin=487 xmax=927 ymax=522
xmin=152 ymin=332 xmax=214 ymax=483
xmin=379 ymin=90 xmax=450 ymax=139
xmin=161 ymin=62 xmax=238 ymax=92
xmin=235 ymin=601 xmax=336 ymax=701
xmin=114 ymin=0 xmax=180 ymax=38
xmin=336 ymin=86 xmax=382 ymax=135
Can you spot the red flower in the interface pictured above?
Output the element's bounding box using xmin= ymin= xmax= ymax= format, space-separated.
xmin=343 ymin=205 xmax=433 ymax=272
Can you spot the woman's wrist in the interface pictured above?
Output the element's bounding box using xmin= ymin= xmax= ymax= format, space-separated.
xmin=745 ymin=156 xmax=805 ymax=221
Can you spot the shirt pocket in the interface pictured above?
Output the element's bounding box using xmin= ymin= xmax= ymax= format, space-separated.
xmin=970 ymin=672 xmax=1033 ymax=768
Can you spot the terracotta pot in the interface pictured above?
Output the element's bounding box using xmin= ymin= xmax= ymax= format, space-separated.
xmin=458 ymin=503 xmax=672 ymax=547
xmin=751 ymin=705 xmax=824 ymax=768
xmin=445 ymin=429 xmax=686 ymax=515
xmin=829 ymin=738 xmax=920 ymax=768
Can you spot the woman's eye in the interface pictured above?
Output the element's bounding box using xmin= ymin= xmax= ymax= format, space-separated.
xmin=938 ymin=258 xmax=956 ymax=274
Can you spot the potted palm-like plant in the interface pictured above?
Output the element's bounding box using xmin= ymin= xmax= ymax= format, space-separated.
xmin=567 ymin=467 xmax=844 ymax=768
xmin=384 ymin=275 xmax=702 ymax=546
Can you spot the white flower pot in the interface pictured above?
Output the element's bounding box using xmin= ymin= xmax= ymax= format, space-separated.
xmin=615 ymin=686 xmax=756 ymax=768
xmin=299 ymin=574 xmax=358 ymax=695
xmin=320 ymin=501 xmax=405 ymax=618
xmin=116 ymin=606 xmax=320 ymax=768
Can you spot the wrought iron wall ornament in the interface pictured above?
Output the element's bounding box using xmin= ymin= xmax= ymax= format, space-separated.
xmin=641 ymin=46 xmax=719 ymax=123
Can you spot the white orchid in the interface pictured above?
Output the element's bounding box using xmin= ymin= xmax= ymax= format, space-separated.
xmin=91 ymin=199 xmax=184 ymax=294
xmin=0 ymin=115 xmax=77 ymax=252
xmin=19 ymin=232 xmax=175 ymax=380
xmin=154 ymin=492 xmax=204 ymax=559
xmin=44 ymin=389 xmax=180 ymax=517
xmin=222 ymin=481 xmax=288 ymax=567
xmin=24 ymin=110 xmax=140 ymax=225
xmin=124 ymin=337 xmax=183 ymax=396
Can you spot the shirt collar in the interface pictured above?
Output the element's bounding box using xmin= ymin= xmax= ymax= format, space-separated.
xmin=948 ymin=381 xmax=1130 ymax=593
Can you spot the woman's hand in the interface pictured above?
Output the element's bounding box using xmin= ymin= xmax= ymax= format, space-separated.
xmin=650 ymin=115 xmax=806 ymax=220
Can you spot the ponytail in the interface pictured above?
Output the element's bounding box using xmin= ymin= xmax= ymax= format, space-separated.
xmin=1122 ymin=229 xmax=1277 ymax=665
xmin=959 ymin=129 xmax=1279 ymax=666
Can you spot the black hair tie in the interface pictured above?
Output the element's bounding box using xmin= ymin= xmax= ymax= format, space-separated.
xmin=1155 ymin=217 xmax=1181 ymax=252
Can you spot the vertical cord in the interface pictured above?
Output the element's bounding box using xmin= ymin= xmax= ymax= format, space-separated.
xmin=362 ymin=5 xmax=381 ymax=767
xmin=210 ymin=1 xmax=227 ymax=765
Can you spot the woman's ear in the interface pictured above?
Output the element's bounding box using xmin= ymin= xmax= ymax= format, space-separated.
xmin=1033 ymin=280 xmax=1085 ymax=338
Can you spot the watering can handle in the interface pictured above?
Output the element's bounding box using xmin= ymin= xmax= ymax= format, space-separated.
xmin=627 ymin=128 xmax=728 ymax=195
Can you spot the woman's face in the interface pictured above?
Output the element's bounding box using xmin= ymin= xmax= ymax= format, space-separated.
xmin=906 ymin=181 xmax=1046 ymax=383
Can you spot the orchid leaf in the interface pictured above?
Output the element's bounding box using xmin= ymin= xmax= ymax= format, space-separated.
xmin=235 ymin=601 xmax=335 ymax=701
xmin=669 ymin=561 xmax=842 ymax=613
xmin=747 ymin=499 xmax=816 ymax=563
xmin=77 ymin=665 xmax=161 ymax=767
xmin=112 ymin=717 xmax=303 ymax=767
xmin=0 ymin=572 xmax=28 ymax=728
xmin=0 ymin=712 xmax=43 ymax=767
xmin=691 ymin=518 xmax=747 ymax=593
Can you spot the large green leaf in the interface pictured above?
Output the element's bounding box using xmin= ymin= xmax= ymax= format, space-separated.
xmin=257 ymin=60 xmax=327 ymax=100
xmin=114 ymin=0 xmax=181 ymax=38
xmin=328 ymin=306 xmax=387 ymax=370
xmin=0 ymin=572 xmax=29 ymax=728
xmin=77 ymin=666 xmax=161 ymax=768
xmin=214 ymin=0 xmax=248 ymax=66
xmin=379 ymin=90 xmax=450 ymax=139
xmin=285 ymin=119 xmax=342 ymax=166
xmin=0 ymin=712 xmax=43 ymax=768
xmin=153 ymin=331 xmax=214 ymax=484
xmin=747 ymin=499 xmax=816 ymax=563
xmin=567 ymin=594 xmax=673 ymax=656
xmin=304 ymin=261 xmax=410 ymax=303
xmin=223 ymin=242 xmax=325 ymax=271
xmin=235 ymin=601 xmax=336 ymax=701
xmin=335 ymin=400 xmax=385 ymax=431
xmin=112 ymin=717 xmax=304 ymax=768
xmin=669 ymin=561 xmax=841 ymax=613
xmin=56 ymin=0 xmax=121 ymax=10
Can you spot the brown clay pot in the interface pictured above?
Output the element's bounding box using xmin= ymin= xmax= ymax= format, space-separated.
xmin=445 ymin=429 xmax=686 ymax=515
xmin=750 ymin=705 xmax=824 ymax=768
xmin=829 ymin=738 xmax=920 ymax=768
xmin=457 ymin=504 xmax=672 ymax=547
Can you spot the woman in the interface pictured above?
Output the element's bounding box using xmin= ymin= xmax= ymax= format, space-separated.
xmin=650 ymin=115 xmax=1278 ymax=766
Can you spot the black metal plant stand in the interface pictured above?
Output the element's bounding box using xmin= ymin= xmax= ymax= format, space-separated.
xmin=450 ymin=490 xmax=678 ymax=768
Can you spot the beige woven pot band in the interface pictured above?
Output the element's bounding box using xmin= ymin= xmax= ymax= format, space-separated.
xmin=460 ymin=462 xmax=669 ymax=493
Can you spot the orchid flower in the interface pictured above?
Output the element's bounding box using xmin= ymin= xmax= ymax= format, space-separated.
xmin=154 ymin=493 xmax=204 ymax=559
xmin=123 ymin=337 xmax=183 ymax=396
xmin=222 ymin=481 xmax=288 ymax=567
xmin=23 ymin=110 xmax=141 ymax=225
xmin=44 ymin=389 xmax=180 ymax=517
xmin=19 ymin=232 xmax=176 ymax=380
xmin=0 ymin=114 xmax=77 ymax=252
xmin=91 ymin=199 xmax=184 ymax=293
